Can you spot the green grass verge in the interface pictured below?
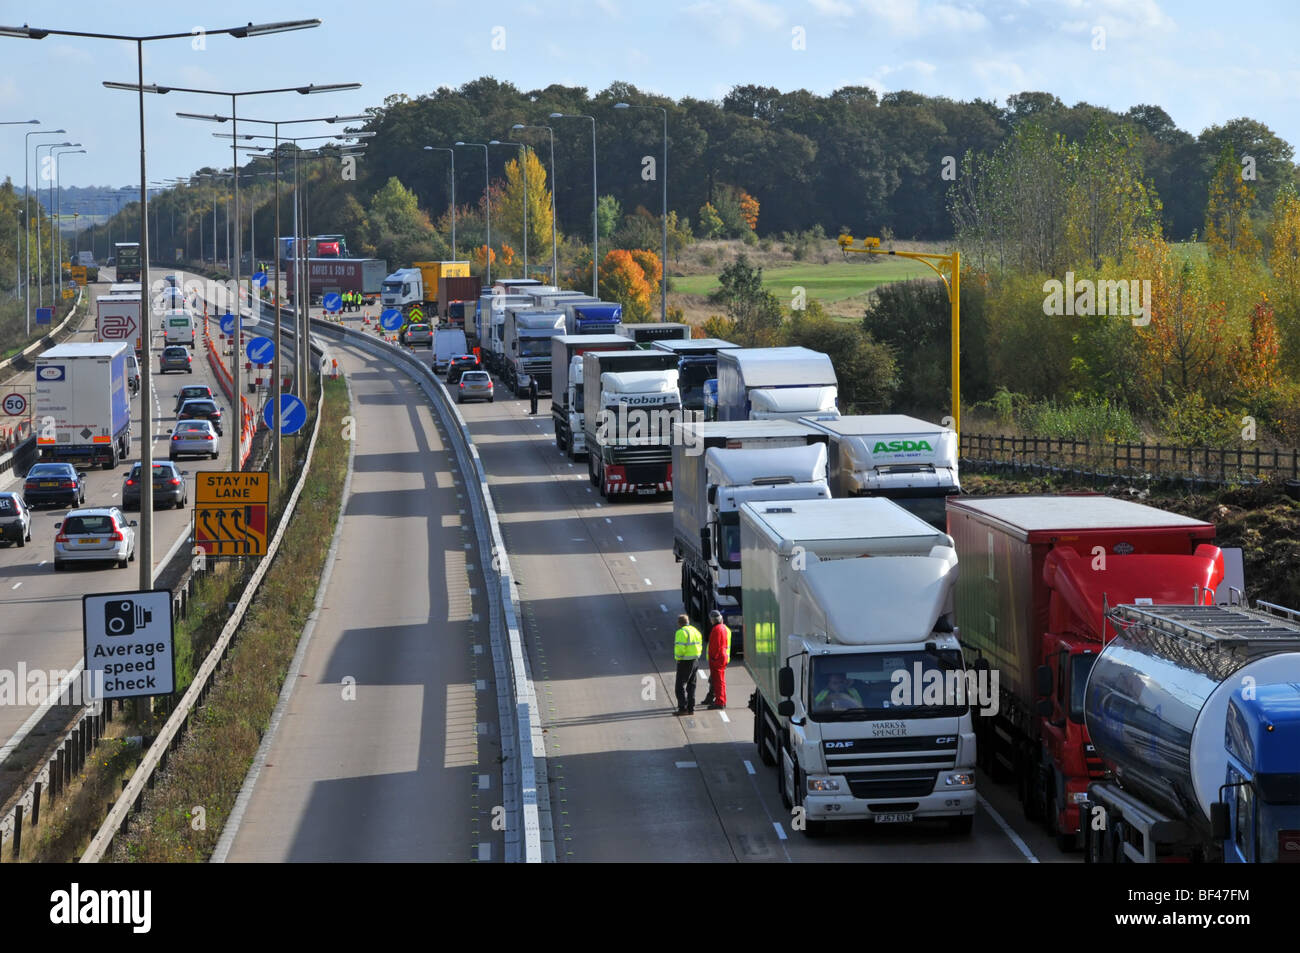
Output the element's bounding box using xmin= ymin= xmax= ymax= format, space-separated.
xmin=671 ymin=258 xmax=933 ymax=302
xmin=108 ymin=376 xmax=350 ymax=862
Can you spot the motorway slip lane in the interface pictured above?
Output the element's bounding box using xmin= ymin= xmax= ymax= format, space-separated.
xmin=223 ymin=342 xmax=501 ymax=862
xmin=0 ymin=281 xmax=239 ymax=746
xmin=455 ymin=367 xmax=1051 ymax=862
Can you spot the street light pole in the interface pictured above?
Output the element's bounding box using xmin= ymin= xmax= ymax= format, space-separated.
xmin=53 ymin=147 xmax=85 ymax=305
xmin=424 ymin=146 xmax=455 ymax=258
xmin=614 ymin=102 xmax=669 ymax=321
xmin=551 ymin=113 xmax=597 ymax=296
xmin=512 ymin=124 xmax=558 ymax=284
xmin=24 ymin=127 xmax=65 ymax=334
xmin=456 ymin=142 xmax=490 ymax=285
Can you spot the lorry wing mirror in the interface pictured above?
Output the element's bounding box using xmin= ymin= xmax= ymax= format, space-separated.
xmin=1036 ymin=664 xmax=1053 ymax=696
xmin=707 ymin=485 xmax=717 ymax=505
xmin=778 ymin=666 xmax=795 ymax=698
xmin=1210 ymin=801 xmax=1231 ymax=841
xmin=699 ymin=527 xmax=712 ymax=561
xmin=1035 ymin=698 xmax=1053 ymax=718
xmin=777 ymin=700 xmax=795 ymax=718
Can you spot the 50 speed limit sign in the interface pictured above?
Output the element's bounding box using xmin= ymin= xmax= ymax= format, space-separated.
xmin=2 ymin=393 xmax=26 ymax=416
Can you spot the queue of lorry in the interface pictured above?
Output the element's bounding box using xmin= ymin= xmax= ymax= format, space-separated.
xmin=439 ymin=279 xmax=1300 ymax=860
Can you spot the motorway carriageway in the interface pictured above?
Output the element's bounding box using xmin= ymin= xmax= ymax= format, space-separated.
xmin=289 ymin=308 xmax=1080 ymax=863
xmin=0 ymin=270 xmax=300 ymax=753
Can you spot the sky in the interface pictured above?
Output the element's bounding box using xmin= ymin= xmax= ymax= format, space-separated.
xmin=0 ymin=0 xmax=1297 ymax=196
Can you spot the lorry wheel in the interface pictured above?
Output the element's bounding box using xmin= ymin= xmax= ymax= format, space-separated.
xmin=947 ymin=814 xmax=974 ymax=835
xmin=777 ymin=749 xmax=793 ymax=810
xmin=1046 ymin=789 xmax=1075 ymax=853
xmin=756 ymin=709 xmax=776 ymax=767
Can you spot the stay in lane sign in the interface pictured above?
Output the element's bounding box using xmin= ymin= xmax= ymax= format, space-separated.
xmin=195 ymin=471 xmax=269 ymax=557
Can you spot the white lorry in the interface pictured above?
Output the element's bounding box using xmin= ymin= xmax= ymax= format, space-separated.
xmin=744 ymin=497 xmax=977 ymax=836
xmin=35 ymin=342 xmax=133 ymax=469
xmin=503 ymin=308 xmax=567 ymax=395
xmin=715 ymin=347 xmax=839 ymax=421
xmin=96 ymin=292 xmax=144 ymax=359
xmin=473 ymin=293 xmax=531 ymax=365
xmin=582 ymin=350 xmax=682 ymax=498
xmin=672 ymin=420 xmax=831 ymax=653
xmin=800 ymin=414 xmax=960 ymax=531
xmin=550 ymin=334 xmax=631 ymax=459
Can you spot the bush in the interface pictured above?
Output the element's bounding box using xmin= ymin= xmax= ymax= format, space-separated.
xmin=1020 ymin=397 xmax=1143 ymax=444
xmin=1157 ymin=392 xmax=1246 ymax=447
xmin=758 ymin=237 xmax=773 ymax=252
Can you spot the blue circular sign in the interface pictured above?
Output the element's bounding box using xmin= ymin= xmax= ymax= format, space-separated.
xmin=322 ymin=293 xmax=342 ymax=313
xmin=380 ymin=308 xmax=404 ymax=332
xmin=263 ymin=393 xmax=308 ymax=435
xmin=219 ymin=312 xmax=236 ymax=335
xmin=252 ymin=271 xmax=268 ymax=288
xmin=246 ymin=336 xmax=276 ymax=365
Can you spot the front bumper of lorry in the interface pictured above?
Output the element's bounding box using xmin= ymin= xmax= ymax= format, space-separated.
xmin=801 ymin=770 xmax=976 ymax=822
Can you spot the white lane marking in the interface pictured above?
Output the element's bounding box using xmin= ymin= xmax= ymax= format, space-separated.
xmin=977 ymin=792 xmax=1039 ymax=863
xmin=718 ymin=711 xmax=730 ymax=723
xmin=11 ymin=582 xmax=20 ymax=590
xmin=628 ymin=555 xmax=637 ymax=562
xmin=595 ymin=502 xmax=602 ymax=508
xmin=743 ymin=760 xmax=755 ymax=775
xmin=675 ymin=761 xmax=697 ymax=769
xmin=773 ymin=822 xmax=787 ymax=841
xmin=570 ymin=537 xmax=583 ymax=541
xmin=643 ymin=578 xmax=652 ymax=586
xmin=38 ymin=561 xmax=47 ymax=567
xmin=478 ymin=774 xmax=491 ymax=790
xmin=477 ymin=842 xmax=491 ymax=861
xmin=604 ymin=517 xmax=611 ymax=524
xmin=659 ymin=604 xmax=667 ymax=613
xmin=616 ymin=535 xmax=623 ymax=542
xmin=473 ymin=644 xmax=483 ymax=655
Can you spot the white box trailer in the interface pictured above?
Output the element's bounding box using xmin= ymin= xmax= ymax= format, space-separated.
xmin=96 ymin=292 xmax=144 ymax=356
xmin=35 ymin=342 xmax=133 ymax=469
xmin=742 ymin=497 xmax=976 ymax=836
xmin=715 ymin=347 xmax=838 ymax=421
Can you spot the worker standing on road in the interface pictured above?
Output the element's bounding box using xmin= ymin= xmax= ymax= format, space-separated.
xmin=528 ymin=376 xmax=538 ymax=415
xmin=673 ymin=614 xmax=703 ymax=714
xmin=700 ymin=610 xmax=731 ymax=709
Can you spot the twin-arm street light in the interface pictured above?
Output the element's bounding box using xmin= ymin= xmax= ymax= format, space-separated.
xmin=550 ymin=113 xmax=598 ymax=297
xmin=511 ymin=124 xmax=558 ymax=285
xmin=455 ymin=142 xmax=490 ymax=285
xmin=614 ymin=102 xmax=670 ymax=322
xmin=424 ymin=146 xmax=455 ymax=259
xmin=489 ymin=140 xmax=528 ymax=278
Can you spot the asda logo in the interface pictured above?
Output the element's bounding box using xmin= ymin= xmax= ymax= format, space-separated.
xmin=873 ymin=439 xmax=933 ymax=453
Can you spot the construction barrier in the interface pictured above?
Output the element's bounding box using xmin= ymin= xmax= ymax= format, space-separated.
xmin=202 ymin=312 xmax=257 ymax=469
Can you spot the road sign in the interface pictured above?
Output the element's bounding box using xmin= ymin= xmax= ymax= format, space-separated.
xmin=246 ymin=336 xmax=275 ymax=365
xmin=35 ymin=307 xmax=52 ymax=325
xmin=82 ymin=589 xmax=176 ymax=700
xmin=220 ymin=312 xmax=236 ymax=336
xmin=322 ymin=292 xmax=342 ymax=313
xmin=380 ymin=308 xmax=404 ymax=332
xmin=98 ymin=311 xmax=139 ymax=342
xmin=263 ymin=393 xmax=307 ymax=435
xmin=408 ymin=304 xmax=424 ymax=323
xmin=252 ymin=271 xmax=268 ymax=288
xmin=71 ymin=265 xmax=87 ymax=282
xmin=2 ymin=393 xmax=27 ymax=416
xmin=195 ymin=471 xmax=269 ymax=557
xmin=62 ymin=287 xmax=74 ymax=300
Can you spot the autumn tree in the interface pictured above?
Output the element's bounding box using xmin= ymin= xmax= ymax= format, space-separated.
xmin=739 ymin=189 xmax=759 ymax=231
xmin=493 ymin=149 xmax=555 ymax=274
xmin=1206 ymin=144 xmax=1261 ymax=259
xmin=697 ymin=202 xmax=723 ymax=239
xmin=598 ymin=249 xmax=653 ymax=321
xmin=366 ymin=176 xmax=438 ymax=266
xmin=1268 ymin=186 xmax=1300 ymax=368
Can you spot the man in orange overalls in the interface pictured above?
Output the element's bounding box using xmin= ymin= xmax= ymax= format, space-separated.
xmin=701 ymin=610 xmax=732 ymax=709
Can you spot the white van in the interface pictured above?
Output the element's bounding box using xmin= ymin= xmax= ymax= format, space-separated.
xmin=162 ymin=309 xmax=196 ymax=346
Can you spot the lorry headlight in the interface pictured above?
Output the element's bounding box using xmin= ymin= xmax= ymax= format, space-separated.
xmin=1072 ymin=792 xmax=1089 ymax=803
xmin=944 ymin=773 xmax=974 ymax=787
xmin=807 ymin=778 xmax=841 ymax=792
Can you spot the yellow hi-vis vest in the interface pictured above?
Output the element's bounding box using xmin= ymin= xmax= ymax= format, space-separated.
xmin=674 ymin=625 xmax=703 ymax=661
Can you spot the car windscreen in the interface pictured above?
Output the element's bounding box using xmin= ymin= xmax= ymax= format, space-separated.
xmin=28 ymin=464 xmax=70 ymax=478
xmin=0 ymin=496 xmax=17 ymax=513
xmin=165 ymin=347 xmax=188 ymax=356
xmin=62 ymin=515 xmax=113 ymax=534
xmin=462 ymin=372 xmax=489 ymax=382
xmin=175 ymin=421 xmax=211 ymax=432
xmin=183 ymin=402 xmax=217 ymax=413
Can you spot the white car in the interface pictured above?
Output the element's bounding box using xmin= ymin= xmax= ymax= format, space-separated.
xmin=0 ymin=492 xmax=32 ymax=547
xmin=53 ymin=506 xmax=137 ymax=570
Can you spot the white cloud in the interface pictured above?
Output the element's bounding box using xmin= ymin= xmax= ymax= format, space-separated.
xmin=808 ymin=0 xmax=854 ymax=16
xmin=683 ymin=0 xmax=786 ymax=47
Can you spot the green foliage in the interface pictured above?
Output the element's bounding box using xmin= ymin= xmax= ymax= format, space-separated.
xmin=1155 ymin=391 xmax=1243 ymax=447
xmin=610 ymin=205 xmax=659 ymax=252
xmin=366 ymin=176 xmax=438 ymax=266
xmin=1019 ymin=397 xmax=1144 ymax=444
xmin=697 ymin=202 xmax=723 ymax=239
xmin=711 ymin=184 xmax=751 ymax=239
xmin=596 ymin=194 xmax=621 ymax=239
xmin=710 ymin=252 xmax=783 ymax=344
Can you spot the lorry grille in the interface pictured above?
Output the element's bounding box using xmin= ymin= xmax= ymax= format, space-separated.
xmin=626 ymin=462 xmax=669 ymax=484
xmin=609 ymin=446 xmax=671 ymax=466
xmin=846 ymin=773 xmax=938 ymax=799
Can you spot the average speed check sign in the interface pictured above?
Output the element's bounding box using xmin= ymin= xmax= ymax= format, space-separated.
xmin=2 ymin=392 xmax=26 ymax=416
xmin=83 ymin=589 xmax=176 ymax=700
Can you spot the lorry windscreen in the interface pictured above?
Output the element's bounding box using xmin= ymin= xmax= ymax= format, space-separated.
xmin=678 ymin=360 xmax=716 ymax=391
xmin=1069 ymin=653 xmax=1096 ymax=723
xmin=382 ymin=281 xmax=402 ymax=294
xmin=880 ymin=493 xmax=948 ymax=532
xmin=520 ymin=338 xmax=554 ymax=357
xmin=718 ymin=512 xmax=740 ymax=568
xmin=809 ymin=649 xmax=969 ymax=721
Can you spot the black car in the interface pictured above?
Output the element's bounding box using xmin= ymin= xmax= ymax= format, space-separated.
xmin=174 ymin=383 xmax=216 ymax=415
xmin=177 ymin=398 xmax=224 ymax=436
xmin=447 ymin=353 xmax=480 ymax=384
xmin=122 ymin=461 xmax=187 ymax=510
xmin=22 ymin=463 xmax=86 ymax=508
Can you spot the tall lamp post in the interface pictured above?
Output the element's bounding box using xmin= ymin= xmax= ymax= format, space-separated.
xmin=33 ymin=141 xmax=75 ymax=311
xmin=455 ymin=141 xmax=490 ymax=285
xmin=423 ymin=145 xmax=455 ymax=259
xmin=614 ymin=102 xmax=669 ymax=322
xmin=106 ymin=80 xmax=360 ymax=476
xmin=2 ymin=18 xmax=323 ymax=588
xmin=52 ymin=147 xmax=86 ymax=304
xmin=24 ymin=125 xmax=64 ymax=333
xmin=489 ymin=139 xmax=527 ymax=278
xmin=511 ymin=123 xmax=558 ymax=285
xmin=550 ymin=113 xmax=598 ymax=297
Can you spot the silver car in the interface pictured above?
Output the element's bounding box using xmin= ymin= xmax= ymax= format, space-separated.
xmin=456 ymin=370 xmax=494 ymax=403
xmin=0 ymin=492 xmax=32 ymax=547
xmin=53 ymin=506 xmax=137 ymax=570
xmin=169 ymin=419 xmax=220 ymax=460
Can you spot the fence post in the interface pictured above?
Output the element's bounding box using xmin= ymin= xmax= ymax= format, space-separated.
xmin=31 ymin=782 xmax=40 ymax=828
xmin=11 ymin=805 xmax=20 ymax=859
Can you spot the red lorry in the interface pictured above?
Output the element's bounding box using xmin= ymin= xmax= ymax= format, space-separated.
xmin=946 ymin=494 xmax=1226 ymax=850
xmin=438 ymin=275 xmax=482 ymax=326
xmin=285 ymin=257 xmax=387 ymax=306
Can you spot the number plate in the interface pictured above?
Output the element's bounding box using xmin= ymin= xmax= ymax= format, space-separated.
xmin=40 ymin=481 xmax=57 ymax=488
xmin=636 ymin=487 xmax=658 ymax=495
xmin=874 ymin=813 xmax=914 ymax=824
xmin=78 ymin=538 xmax=101 ymax=545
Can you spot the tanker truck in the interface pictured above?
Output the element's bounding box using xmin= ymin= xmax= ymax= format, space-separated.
xmin=1082 ymin=601 xmax=1300 ymax=863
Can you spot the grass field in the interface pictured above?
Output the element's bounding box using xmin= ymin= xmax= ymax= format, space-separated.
xmin=672 ymin=257 xmax=933 ymax=301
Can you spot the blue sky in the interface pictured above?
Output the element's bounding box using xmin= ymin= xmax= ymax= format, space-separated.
xmin=1 ymin=0 xmax=1297 ymax=192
